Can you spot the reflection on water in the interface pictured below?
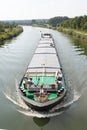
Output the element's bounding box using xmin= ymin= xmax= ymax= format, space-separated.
xmin=0 ymin=41 xmax=4 ymax=47
xmin=2 ymin=59 xmax=80 ymax=119
xmin=33 ymin=117 xmax=50 ymax=127
xmin=0 ymin=26 xmax=87 ymax=130
xmin=1 ymin=27 xmax=81 ymax=119
xmin=72 ymin=38 xmax=87 ymax=55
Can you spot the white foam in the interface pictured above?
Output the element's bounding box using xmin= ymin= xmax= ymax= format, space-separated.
xmin=63 ymin=90 xmax=80 ymax=108
xmin=3 ymin=80 xmax=29 ymax=110
xmin=17 ymin=109 xmax=63 ymax=118
xmin=3 ymin=79 xmax=81 ymax=118
xmin=0 ymin=129 xmax=7 ymax=130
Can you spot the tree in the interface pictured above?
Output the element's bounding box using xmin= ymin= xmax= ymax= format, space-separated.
xmin=48 ymin=16 xmax=69 ymax=27
xmin=57 ymin=15 xmax=87 ymax=32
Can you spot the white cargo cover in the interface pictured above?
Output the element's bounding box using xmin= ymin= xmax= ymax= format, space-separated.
xmin=27 ymin=34 xmax=61 ymax=74
xmin=35 ymin=48 xmax=56 ymax=54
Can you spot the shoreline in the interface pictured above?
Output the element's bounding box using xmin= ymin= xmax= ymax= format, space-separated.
xmin=56 ymin=27 xmax=87 ymax=42
xmin=0 ymin=26 xmax=23 ymax=42
xmin=32 ymin=24 xmax=87 ymax=43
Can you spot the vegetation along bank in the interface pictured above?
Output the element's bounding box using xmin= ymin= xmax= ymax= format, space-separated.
xmin=55 ymin=15 xmax=87 ymax=42
xmin=30 ymin=15 xmax=87 ymax=42
xmin=0 ymin=22 xmax=23 ymax=42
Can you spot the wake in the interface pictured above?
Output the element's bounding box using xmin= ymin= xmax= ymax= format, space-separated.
xmin=3 ymin=80 xmax=81 ymax=118
xmin=3 ymin=80 xmax=29 ymax=110
xmin=0 ymin=129 xmax=7 ymax=130
xmin=17 ymin=90 xmax=80 ymax=118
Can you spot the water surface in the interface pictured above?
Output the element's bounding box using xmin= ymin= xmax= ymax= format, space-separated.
xmin=0 ymin=26 xmax=87 ymax=130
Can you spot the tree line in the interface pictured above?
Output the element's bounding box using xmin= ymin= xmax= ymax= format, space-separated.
xmin=48 ymin=16 xmax=69 ymax=27
xmin=0 ymin=22 xmax=23 ymax=42
xmin=0 ymin=22 xmax=17 ymax=32
xmin=57 ymin=15 xmax=87 ymax=32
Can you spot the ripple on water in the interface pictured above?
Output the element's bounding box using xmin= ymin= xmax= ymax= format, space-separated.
xmin=2 ymin=79 xmax=80 ymax=118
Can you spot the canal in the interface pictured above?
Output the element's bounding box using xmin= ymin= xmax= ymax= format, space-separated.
xmin=0 ymin=26 xmax=87 ymax=130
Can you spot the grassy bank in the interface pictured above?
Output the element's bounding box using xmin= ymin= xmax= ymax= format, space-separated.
xmin=56 ymin=27 xmax=87 ymax=42
xmin=0 ymin=26 xmax=23 ymax=42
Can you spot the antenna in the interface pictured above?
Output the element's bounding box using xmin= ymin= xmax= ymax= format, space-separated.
xmin=41 ymin=63 xmax=46 ymax=83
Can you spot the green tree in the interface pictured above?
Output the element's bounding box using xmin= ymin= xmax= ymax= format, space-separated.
xmin=48 ymin=16 xmax=69 ymax=27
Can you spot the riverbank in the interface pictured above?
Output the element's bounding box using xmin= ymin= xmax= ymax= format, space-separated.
xmin=56 ymin=27 xmax=87 ymax=42
xmin=30 ymin=24 xmax=87 ymax=43
xmin=0 ymin=26 xmax=23 ymax=42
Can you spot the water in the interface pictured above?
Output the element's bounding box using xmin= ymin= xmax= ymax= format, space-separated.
xmin=0 ymin=26 xmax=87 ymax=130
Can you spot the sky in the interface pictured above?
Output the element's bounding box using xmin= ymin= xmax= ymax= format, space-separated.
xmin=0 ymin=0 xmax=87 ymax=20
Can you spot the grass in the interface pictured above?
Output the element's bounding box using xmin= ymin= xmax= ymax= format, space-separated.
xmin=57 ymin=27 xmax=87 ymax=42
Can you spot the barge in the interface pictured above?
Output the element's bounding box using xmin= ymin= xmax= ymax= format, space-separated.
xmin=19 ymin=33 xmax=66 ymax=111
